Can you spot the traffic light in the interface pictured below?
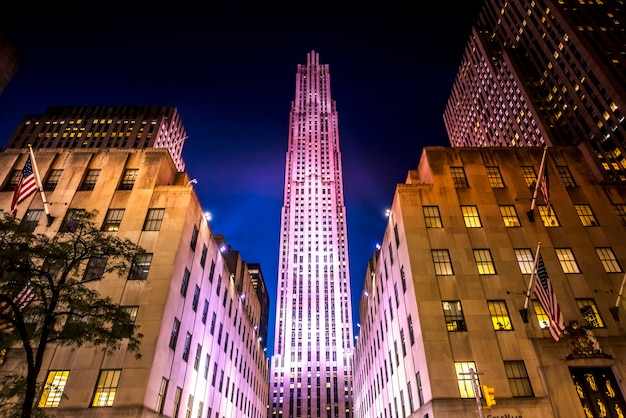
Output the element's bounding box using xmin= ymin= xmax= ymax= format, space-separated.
xmin=481 ymin=385 xmax=496 ymax=408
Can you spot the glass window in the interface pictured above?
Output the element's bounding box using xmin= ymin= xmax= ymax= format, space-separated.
xmin=182 ymin=332 xmax=192 ymax=361
xmin=450 ymin=166 xmax=469 ymax=188
xmin=180 ymin=268 xmax=190 ymax=296
xmin=474 ymin=249 xmax=496 ymax=274
xmin=83 ymin=256 xmax=108 ymax=282
xmin=101 ymin=209 xmax=124 ymax=232
xmin=555 ymin=248 xmax=580 ymax=273
xmin=515 ymin=248 xmax=535 ymax=274
xmin=486 ymin=166 xmax=505 ymax=187
xmin=454 ymin=361 xmax=478 ymax=398
xmin=423 ymin=206 xmax=443 ymax=228
xmin=39 ymin=370 xmax=70 ymax=408
xmin=408 ymin=315 xmax=415 ymax=345
xmin=432 ymin=250 xmax=453 ymax=275
xmin=442 ymin=300 xmax=466 ymax=331
xmin=574 ymin=204 xmax=599 ymax=226
xmin=504 ymin=361 xmax=534 ymax=397
xmin=143 ymin=208 xmax=165 ymax=231
xmin=538 ymin=205 xmax=559 ymax=227
xmin=596 ymin=247 xmax=622 ymax=273
xmin=21 ymin=209 xmax=43 ymax=232
xmin=192 ymin=285 xmax=200 ymax=311
xmin=156 ymin=378 xmax=168 ymax=414
xmin=499 ymin=205 xmax=521 ymax=227
xmin=169 ymin=317 xmax=180 ymax=349
xmin=43 ymin=169 xmax=63 ymax=191
xmin=614 ymin=204 xmax=626 ymax=225
xmin=416 ymin=372 xmax=424 ymax=407
xmin=118 ymin=169 xmax=138 ymax=190
xmin=3 ymin=169 xmax=21 ymax=191
xmin=487 ymin=300 xmax=513 ymax=330
xmin=60 ymin=208 xmax=86 ymax=232
xmin=190 ymin=225 xmax=199 ymax=251
xmin=129 ymin=253 xmax=153 ymax=280
xmin=194 ymin=343 xmax=202 ymax=370
xmin=461 ymin=205 xmax=482 ymax=227
xmin=112 ymin=306 xmax=138 ymax=338
xmin=79 ymin=169 xmax=101 ymax=191
xmin=521 ymin=166 xmax=537 ymax=187
xmin=91 ymin=369 xmax=121 ymax=407
xmin=532 ymin=300 xmax=550 ymax=329
xmin=200 ymin=244 xmax=208 ymax=268
xmin=172 ymin=387 xmax=182 ymax=418
xmin=576 ymin=299 xmax=604 ymax=328
xmin=556 ymin=166 xmax=576 ymax=187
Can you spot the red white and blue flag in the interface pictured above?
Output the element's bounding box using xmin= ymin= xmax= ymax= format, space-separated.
xmin=534 ymin=253 xmax=565 ymax=342
xmin=10 ymin=155 xmax=37 ymax=213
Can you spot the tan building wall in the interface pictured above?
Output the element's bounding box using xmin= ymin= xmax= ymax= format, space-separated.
xmin=0 ymin=148 xmax=269 ymax=418
xmin=354 ymin=146 xmax=626 ymax=418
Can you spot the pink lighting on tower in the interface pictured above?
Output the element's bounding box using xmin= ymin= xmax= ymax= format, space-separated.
xmin=269 ymin=50 xmax=355 ymax=418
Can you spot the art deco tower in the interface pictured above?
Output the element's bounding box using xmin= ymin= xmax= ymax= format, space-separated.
xmin=270 ymin=51 xmax=354 ymax=418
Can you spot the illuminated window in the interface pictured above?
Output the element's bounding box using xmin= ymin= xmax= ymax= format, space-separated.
xmin=450 ymin=166 xmax=469 ymax=188
xmin=432 ymin=250 xmax=453 ymax=275
xmin=538 ymin=205 xmax=559 ymax=226
xmin=556 ymin=166 xmax=576 ymax=187
xmin=473 ymin=249 xmax=496 ymax=274
xmin=461 ymin=205 xmax=482 ymax=227
xmin=442 ymin=300 xmax=466 ymax=331
xmin=576 ymin=299 xmax=604 ymax=328
xmin=487 ymin=300 xmax=513 ymax=330
xmin=596 ymin=247 xmax=622 ymax=273
xmin=555 ymin=248 xmax=580 ymax=273
xmin=79 ymin=169 xmax=101 ymax=191
xmin=43 ymin=169 xmax=63 ymax=191
xmin=532 ymin=300 xmax=550 ymax=329
xmin=499 ymin=205 xmax=521 ymax=227
xmin=515 ymin=249 xmax=534 ymax=274
xmin=118 ymin=169 xmax=138 ymax=190
xmin=128 ymin=253 xmax=153 ymax=280
xmin=574 ymin=204 xmax=599 ymax=226
xmin=454 ymin=362 xmax=478 ymax=398
xmin=486 ymin=166 xmax=505 ymax=187
xmin=91 ymin=369 xmax=121 ymax=407
xmin=521 ymin=166 xmax=537 ymax=187
xmin=143 ymin=208 xmax=165 ymax=231
xmin=39 ymin=370 xmax=69 ymax=408
xmin=101 ymin=209 xmax=124 ymax=232
xmin=504 ymin=361 xmax=534 ymax=397
xmin=423 ymin=206 xmax=443 ymax=228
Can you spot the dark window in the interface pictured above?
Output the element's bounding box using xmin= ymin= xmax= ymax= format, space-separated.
xmin=3 ymin=169 xmax=20 ymax=191
xmin=156 ymin=378 xmax=168 ymax=414
xmin=180 ymin=268 xmax=190 ymax=296
xmin=202 ymin=300 xmax=209 ymax=323
xmin=169 ymin=317 xmax=180 ymax=349
xmin=43 ymin=169 xmax=63 ymax=191
xmin=182 ymin=332 xmax=192 ymax=361
xmin=112 ymin=306 xmax=138 ymax=338
xmin=504 ymin=361 xmax=534 ymax=397
xmin=118 ymin=169 xmax=138 ymax=190
xmin=83 ymin=256 xmax=108 ymax=282
xmin=192 ymin=285 xmax=200 ymax=311
xmin=450 ymin=166 xmax=469 ymax=188
xmin=143 ymin=208 xmax=165 ymax=231
xmin=486 ymin=166 xmax=505 ymax=187
xmin=556 ymin=166 xmax=576 ymax=187
xmin=21 ymin=209 xmax=43 ymax=232
xmin=208 ymin=260 xmax=215 ymax=282
xmin=200 ymin=245 xmax=208 ymax=268
xmin=79 ymin=169 xmax=101 ymax=191
xmin=61 ymin=208 xmax=86 ymax=232
xmin=129 ymin=253 xmax=153 ymax=280
xmin=190 ymin=225 xmax=199 ymax=251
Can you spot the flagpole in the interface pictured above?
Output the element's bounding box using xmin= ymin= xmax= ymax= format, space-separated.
xmin=28 ymin=145 xmax=54 ymax=226
xmin=520 ymin=242 xmax=542 ymax=323
xmin=527 ymin=146 xmax=548 ymax=222
xmin=609 ymin=271 xmax=626 ymax=321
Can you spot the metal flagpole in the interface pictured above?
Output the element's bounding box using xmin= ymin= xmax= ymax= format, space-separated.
xmin=28 ymin=145 xmax=54 ymax=226
xmin=520 ymin=242 xmax=542 ymax=323
xmin=527 ymin=146 xmax=548 ymax=222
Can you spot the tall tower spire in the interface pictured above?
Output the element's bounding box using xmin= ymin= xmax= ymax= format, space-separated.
xmin=270 ymin=50 xmax=355 ymax=418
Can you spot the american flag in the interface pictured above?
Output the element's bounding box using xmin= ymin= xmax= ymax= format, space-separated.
xmin=0 ymin=283 xmax=35 ymax=332
xmin=10 ymin=155 xmax=38 ymax=213
xmin=534 ymin=253 xmax=565 ymax=342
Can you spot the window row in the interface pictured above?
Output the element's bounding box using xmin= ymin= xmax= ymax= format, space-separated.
xmin=423 ymin=203 xmax=605 ymax=229
xmin=431 ymin=246 xmax=622 ymax=276
xmin=455 ymin=360 xmax=534 ymax=398
xmin=450 ymin=164 xmax=576 ymax=190
xmin=444 ymin=297 xmax=605 ymax=332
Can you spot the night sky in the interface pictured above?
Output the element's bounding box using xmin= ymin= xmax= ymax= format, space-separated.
xmin=0 ymin=2 xmax=484 ymax=356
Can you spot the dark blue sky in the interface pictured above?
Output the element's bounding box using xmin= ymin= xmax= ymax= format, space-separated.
xmin=0 ymin=2 xmax=484 ymax=356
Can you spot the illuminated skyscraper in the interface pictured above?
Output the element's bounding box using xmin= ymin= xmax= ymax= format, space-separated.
xmin=270 ymin=51 xmax=354 ymax=418
xmin=444 ymin=0 xmax=626 ymax=182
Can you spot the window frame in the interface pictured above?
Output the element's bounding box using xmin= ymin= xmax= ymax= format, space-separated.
xmin=128 ymin=253 xmax=153 ymax=280
xmin=450 ymin=166 xmax=469 ymax=188
xmin=423 ymin=206 xmax=443 ymax=228
xmin=91 ymin=369 xmax=121 ymax=407
xmin=486 ymin=166 xmax=505 ymax=188
xmin=574 ymin=204 xmax=599 ymax=226
xmin=118 ymin=168 xmax=139 ymax=190
xmin=461 ymin=205 xmax=482 ymax=227
xmin=555 ymin=248 xmax=581 ymax=273
xmin=39 ymin=370 xmax=70 ymax=408
xmin=143 ymin=208 xmax=165 ymax=231
xmin=504 ymin=360 xmax=534 ymax=397
xmin=79 ymin=168 xmax=101 ymax=191
xmin=487 ymin=300 xmax=513 ymax=330
xmin=473 ymin=249 xmax=496 ymax=275
xmin=596 ymin=247 xmax=622 ymax=273
xmin=454 ymin=361 xmax=478 ymax=398
xmin=499 ymin=205 xmax=521 ymax=227
xmin=432 ymin=249 xmax=454 ymax=275
xmin=101 ymin=208 xmax=125 ymax=232
xmin=442 ymin=300 xmax=467 ymax=332
xmin=538 ymin=205 xmax=559 ymax=227
xmin=43 ymin=169 xmax=63 ymax=191
xmin=576 ymin=298 xmax=605 ymax=328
